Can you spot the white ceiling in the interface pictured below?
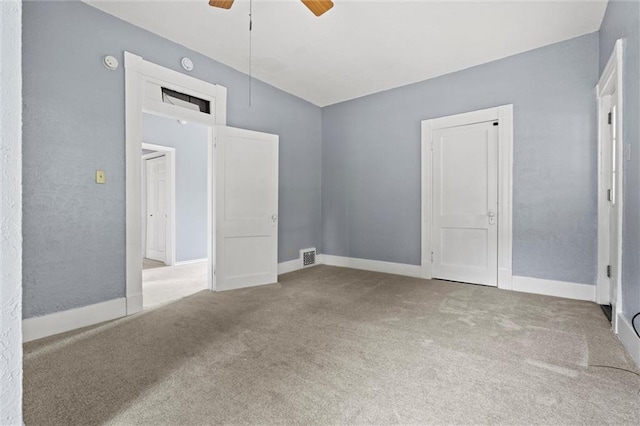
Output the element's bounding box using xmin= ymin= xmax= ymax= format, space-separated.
xmin=85 ymin=0 xmax=608 ymax=106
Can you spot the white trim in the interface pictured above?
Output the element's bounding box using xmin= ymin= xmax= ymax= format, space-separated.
xmin=421 ymin=105 xmax=514 ymax=288
xmin=421 ymin=119 xmax=434 ymax=279
xmin=497 ymin=105 xmax=514 ymax=290
xmin=22 ymin=298 xmax=127 ymax=343
xmin=174 ymin=258 xmax=208 ymax=266
xmin=322 ymin=255 xmax=422 ymax=278
xmin=596 ymin=93 xmax=612 ymax=305
xmin=125 ymin=52 xmax=226 ymax=314
xmin=511 ymin=276 xmax=596 ymax=302
xmin=278 ymin=258 xmax=301 ymax=275
xmin=616 ymin=313 xmax=640 ymax=367
xmin=317 ymin=255 xmax=596 ymax=302
xmin=127 ymin=293 xmax=143 ymax=314
xmin=596 ymin=39 xmax=624 ymax=333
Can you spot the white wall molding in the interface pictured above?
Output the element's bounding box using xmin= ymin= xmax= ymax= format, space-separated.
xmin=23 ymin=298 xmax=127 ymax=343
xmin=126 ymin=293 xmax=143 ymax=315
xmin=278 ymin=258 xmax=301 ymax=275
xmin=596 ymin=39 xmax=624 ymax=332
xmin=322 ymin=255 xmax=422 ymax=278
xmin=511 ymin=276 xmax=596 ymax=302
xmin=617 ymin=313 xmax=640 ymax=367
xmin=174 ymin=258 xmax=207 ymax=266
xmin=318 ymin=257 xmax=592 ymax=303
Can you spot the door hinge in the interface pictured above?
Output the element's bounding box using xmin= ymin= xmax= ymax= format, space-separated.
xmin=430 ymin=251 xmax=434 ymax=263
xmin=607 ymin=189 xmax=612 ymax=201
xmin=606 ymin=265 xmax=611 ymax=278
xmin=608 ymin=112 xmax=612 ymax=125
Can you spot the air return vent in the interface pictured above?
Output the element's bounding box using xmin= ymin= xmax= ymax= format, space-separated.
xmin=300 ymin=248 xmax=317 ymax=268
xmin=161 ymin=87 xmax=210 ymax=114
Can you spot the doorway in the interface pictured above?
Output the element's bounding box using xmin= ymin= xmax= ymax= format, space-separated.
xmin=144 ymin=153 xmax=168 ymax=264
xmin=597 ymin=39 xmax=624 ymax=332
xmin=142 ymin=147 xmax=172 ymax=267
xmin=421 ymin=105 xmax=513 ymax=289
xmin=125 ymin=52 xmax=280 ymax=315
xmin=141 ymin=114 xmax=209 ymax=309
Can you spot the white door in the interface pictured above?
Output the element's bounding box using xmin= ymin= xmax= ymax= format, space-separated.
xmin=215 ymin=126 xmax=279 ymax=291
xmin=145 ymin=156 xmax=167 ymax=262
xmin=608 ymin=91 xmax=621 ymax=321
xmin=432 ymin=121 xmax=498 ymax=286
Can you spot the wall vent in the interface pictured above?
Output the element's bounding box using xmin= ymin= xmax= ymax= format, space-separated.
xmin=300 ymin=248 xmax=317 ymax=268
xmin=161 ymin=87 xmax=211 ymax=114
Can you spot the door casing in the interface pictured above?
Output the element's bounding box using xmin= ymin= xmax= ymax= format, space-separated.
xmin=421 ymin=105 xmax=514 ymax=289
xmin=125 ymin=52 xmax=227 ymax=315
xmin=596 ymin=39 xmax=624 ymax=332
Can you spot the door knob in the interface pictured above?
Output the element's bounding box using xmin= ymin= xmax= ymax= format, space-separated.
xmin=271 ymin=215 xmax=278 ymax=222
xmin=488 ymin=209 xmax=496 ymax=217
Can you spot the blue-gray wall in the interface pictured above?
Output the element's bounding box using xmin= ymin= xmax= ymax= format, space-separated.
xmin=22 ymin=1 xmax=322 ymax=318
xmin=322 ymin=33 xmax=600 ymax=285
xmin=142 ymin=113 xmax=208 ymax=263
xmin=599 ymin=0 xmax=640 ymax=322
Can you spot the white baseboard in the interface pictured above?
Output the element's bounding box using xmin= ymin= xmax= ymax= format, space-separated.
xmin=126 ymin=293 xmax=143 ymax=315
xmin=23 ymin=298 xmax=127 ymax=343
xmin=278 ymin=258 xmax=301 ymax=275
xmin=321 ymin=254 xmax=422 ymax=278
xmin=498 ymin=267 xmax=513 ymax=290
xmin=617 ymin=313 xmax=640 ymax=367
xmin=174 ymin=258 xmax=207 ymax=266
xmin=511 ymin=276 xmax=596 ymax=302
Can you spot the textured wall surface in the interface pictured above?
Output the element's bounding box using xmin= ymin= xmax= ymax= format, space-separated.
xmin=599 ymin=0 xmax=640 ymax=322
xmin=22 ymin=1 xmax=322 ymax=318
xmin=322 ymin=33 xmax=599 ymax=285
xmin=142 ymin=113 xmax=208 ymax=263
xmin=0 ymin=1 xmax=23 ymax=423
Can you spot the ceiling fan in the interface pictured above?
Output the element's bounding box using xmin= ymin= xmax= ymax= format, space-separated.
xmin=208 ymin=0 xmax=334 ymax=17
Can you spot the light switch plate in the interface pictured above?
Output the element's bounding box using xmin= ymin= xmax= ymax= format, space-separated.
xmin=96 ymin=170 xmax=106 ymax=184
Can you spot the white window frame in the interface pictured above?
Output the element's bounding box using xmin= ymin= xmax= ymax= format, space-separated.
xmin=125 ymin=52 xmax=227 ymax=315
xmin=421 ymin=105 xmax=514 ymax=289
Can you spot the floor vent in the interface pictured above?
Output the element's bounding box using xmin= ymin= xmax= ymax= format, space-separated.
xmin=300 ymin=248 xmax=317 ymax=268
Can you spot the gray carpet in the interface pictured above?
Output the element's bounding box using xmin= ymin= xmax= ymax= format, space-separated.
xmin=23 ymin=266 xmax=640 ymax=425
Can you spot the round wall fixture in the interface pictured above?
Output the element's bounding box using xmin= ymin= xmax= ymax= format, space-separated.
xmin=181 ymin=57 xmax=194 ymax=72
xmin=103 ymin=55 xmax=119 ymax=71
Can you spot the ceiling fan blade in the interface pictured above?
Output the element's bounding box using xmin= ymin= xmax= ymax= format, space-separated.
xmin=301 ymin=0 xmax=334 ymax=17
xmin=208 ymin=0 xmax=234 ymax=10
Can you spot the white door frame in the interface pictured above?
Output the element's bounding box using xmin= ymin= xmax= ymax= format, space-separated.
xmin=421 ymin=105 xmax=514 ymax=289
xmin=142 ymin=144 xmax=176 ymax=266
xmin=596 ymin=39 xmax=624 ymax=331
xmin=125 ymin=52 xmax=227 ymax=315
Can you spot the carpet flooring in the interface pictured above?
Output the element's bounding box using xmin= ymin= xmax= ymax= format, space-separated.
xmin=23 ymin=266 xmax=640 ymax=425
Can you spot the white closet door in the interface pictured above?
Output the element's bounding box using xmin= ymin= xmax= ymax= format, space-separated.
xmin=145 ymin=156 xmax=167 ymax=262
xmin=215 ymin=126 xmax=279 ymax=291
xmin=432 ymin=121 xmax=498 ymax=286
